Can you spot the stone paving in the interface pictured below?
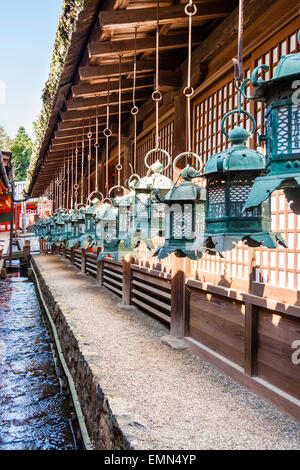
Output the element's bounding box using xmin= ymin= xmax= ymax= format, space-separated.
xmin=33 ymin=254 xmax=300 ymax=450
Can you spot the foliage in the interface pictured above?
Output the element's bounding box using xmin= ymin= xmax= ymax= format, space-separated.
xmin=26 ymin=0 xmax=85 ymax=193
xmin=11 ymin=127 xmax=33 ymax=181
xmin=0 ymin=124 xmax=12 ymax=152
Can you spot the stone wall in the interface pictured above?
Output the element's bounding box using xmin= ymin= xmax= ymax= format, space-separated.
xmin=31 ymin=257 xmax=131 ymax=450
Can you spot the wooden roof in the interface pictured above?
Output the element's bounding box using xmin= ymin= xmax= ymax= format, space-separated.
xmin=28 ymin=0 xmax=239 ymax=197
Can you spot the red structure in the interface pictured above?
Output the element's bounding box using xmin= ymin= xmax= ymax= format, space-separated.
xmin=0 ymin=150 xmax=12 ymax=232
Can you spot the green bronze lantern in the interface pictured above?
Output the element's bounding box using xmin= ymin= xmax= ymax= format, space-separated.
xmin=67 ymin=207 xmax=85 ymax=248
xmin=129 ymin=149 xmax=173 ymax=249
xmin=61 ymin=212 xmax=72 ymax=244
xmin=200 ymin=108 xmax=287 ymax=252
xmin=244 ymin=31 xmax=300 ymax=213
xmin=154 ymin=153 xmax=206 ymax=260
xmin=79 ymin=192 xmax=104 ymax=249
xmin=53 ymin=209 xmax=68 ymax=246
xmin=97 ymin=186 xmax=137 ymax=261
xmin=47 ymin=215 xmax=57 ymax=246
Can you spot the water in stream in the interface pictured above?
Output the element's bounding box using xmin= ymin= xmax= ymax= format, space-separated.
xmin=0 ymin=268 xmax=75 ymax=450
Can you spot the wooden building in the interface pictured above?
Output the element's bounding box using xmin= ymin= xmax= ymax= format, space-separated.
xmin=0 ymin=150 xmax=12 ymax=231
xmin=26 ymin=1 xmax=300 ymax=420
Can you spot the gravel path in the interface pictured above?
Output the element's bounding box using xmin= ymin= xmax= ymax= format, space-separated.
xmin=35 ymin=255 xmax=300 ymax=450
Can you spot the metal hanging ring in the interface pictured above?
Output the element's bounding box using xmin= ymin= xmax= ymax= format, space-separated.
xmin=103 ymin=128 xmax=112 ymax=137
xmin=221 ymin=108 xmax=256 ymax=138
xmin=94 ymin=142 xmax=99 ymax=148
xmin=152 ymin=90 xmax=162 ymax=102
xmin=74 ymin=184 xmax=79 ymax=190
xmin=103 ymin=197 xmax=112 ymax=206
xmin=87 ymin=131 xmax=92 ymax=139
xmin=87 ymin=191 xmax=104 ymax=205
xmin=183 ymin=85 xmax=194 ymax=97
xmin=173 ymin=151 xmax=203 ymax=175
xmin=131 ymin=105 xmax=139 ymax=115
xmin=185 ymin=3 xmax=197 ymax=16
xmin=128 ymin=173 xmax=141 ymax=187
xmin=144 ymin=148 xmax=171 ymax=170
xmin=116 ymin=163 xmax=122 ymax=171
xmin=108 ymin=185 xmax=127 ymax=199
xmin=76 ymin=203 xmax=86 ymax=211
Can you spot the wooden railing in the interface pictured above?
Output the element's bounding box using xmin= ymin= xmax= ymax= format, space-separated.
xmin=54 ymin=246 xmax=300 ymax=421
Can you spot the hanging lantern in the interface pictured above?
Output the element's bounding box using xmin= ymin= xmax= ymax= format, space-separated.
xmin=79 ymin=192 xmax=104 ymax=249
xmin=96 ymin=186 xmax=137 ymax=261
xmin=200 ymin=109 xmax=287 ymax=252
xmin=129 ymin=150 xmax=173 ymax=249
xmin=67 ymin=207 xmax=85 ymax=248
xmin=154 ymin=153 xmax=206 ymax=260
xmin=47 ymin=215 xmax=57 ymax=246
xmin=244 ymin=32 xmax=300 ymax=213
xmin=54 ymin=210 xmax=68 ymax=246
xmin=60 ymin=212 xmax=72 ymax=244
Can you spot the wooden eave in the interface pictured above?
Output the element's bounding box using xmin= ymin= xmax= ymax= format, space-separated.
xmin=30 ymin=0 xmax=239 ymax=197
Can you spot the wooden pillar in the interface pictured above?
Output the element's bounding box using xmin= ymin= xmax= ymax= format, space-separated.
xmin=81 ymin=248 xmax=86 ymax=274
xmin=122 ymin=254 xmax=134 ymax=306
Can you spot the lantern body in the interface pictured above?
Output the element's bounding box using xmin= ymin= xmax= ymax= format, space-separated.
xmin=244 ymin=43 xmax=300 ymax=213
xmin=201 ymin=126 xmax=287 ymax=252
xmin=67 ymin=210 xmax=85 ymax=248
xmin=130 ymin=165 xmax=173 ymax=248
xmin=154 ymin=167 xmax=206 ymax=260
xmin=97 ymin=194 xmax=137 ymax=261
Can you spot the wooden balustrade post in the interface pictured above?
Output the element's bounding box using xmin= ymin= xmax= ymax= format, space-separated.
xmin=96 ymin=248 xmax=104 ymax=286
xmin=81 ymin=248 xmax=86 ymax=274
xmin=121 ymin=254 xmax=134 ymax=306
xmin=244 ymin=248 xmax=258 ymax=376
xmin=63 ymin=245 xmax=67 ymax=258
xmin=70 ymin=247 xmax=75 ymax=265
xmin=170 ymin=256 xmax=185 ymax=338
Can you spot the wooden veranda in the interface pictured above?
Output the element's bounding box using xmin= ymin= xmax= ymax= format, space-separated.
xmin=27 ymin=0 xmax=300 ymax=420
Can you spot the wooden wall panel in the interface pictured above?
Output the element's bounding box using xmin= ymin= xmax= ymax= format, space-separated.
xmin=189 ymin=288 xmax=245 ymax=367
xmin=257 ymin=309 xmax=300 ymax=400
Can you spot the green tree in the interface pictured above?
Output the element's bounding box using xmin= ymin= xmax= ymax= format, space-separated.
xmin=0 ymin=124 xmax=12 ymax=151
xmin=11 ymin=126 xmax=33 ymax=181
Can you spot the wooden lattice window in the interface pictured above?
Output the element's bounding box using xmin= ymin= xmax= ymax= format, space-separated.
xmin=136 ymin=116 xmax=174 ymax=179
xmin=192 ymin=20 xmax=300 ymax=289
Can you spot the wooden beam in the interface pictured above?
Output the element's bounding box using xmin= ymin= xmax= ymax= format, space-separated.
xmin=80 ymin=59 xmax=156 ymax=81
xmin=67 ymin=90 xmax=147 ymax=111
xmin=51 ymin=134 xmax=110 ymax=147
xmin=58 ymin=117 xmax=109 ymax=131
xmin=61 ymin=103 xmax=134 ymax=122
xmin=181 ymin=0 xmax=277 ymax=88
xmin=72 ymin=76 xmax=153 ymax=98
xmin=54 ymin=123 xmax=118 ymax=139
xmin=88 ymin=33 xmax=202 ymax=59
xmin=99 ymin=3 xmax=232 ymax=30
xmin=159 ymin=69 xmax=181 ymax=91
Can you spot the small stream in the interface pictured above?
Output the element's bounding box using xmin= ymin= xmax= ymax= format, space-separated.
xmin=0 ymin=264 xmax=75 ymax=450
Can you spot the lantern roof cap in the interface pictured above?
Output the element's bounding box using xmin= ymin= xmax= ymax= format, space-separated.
xmin=134 ymin=173 xmax=173 ymax=192
xmin=251 ymin=31 xmax=300 ymax=98
xmin=273 ymin=50 xmax=300 ymax=80
xmin=162 ymin=181 xmax=206 ymax=202
xmin=204 ymin=127 xmax=265 ymax=175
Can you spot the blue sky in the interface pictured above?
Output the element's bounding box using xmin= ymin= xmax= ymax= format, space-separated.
xmin=0 ymin=0 xmax=63 ymax=140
